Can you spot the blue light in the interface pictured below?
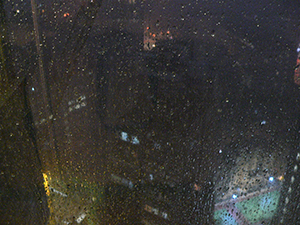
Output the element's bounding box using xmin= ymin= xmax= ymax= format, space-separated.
xmin=232 ymin=194 xmax=238 ymax=199
xmin=269 ymin=176 xmax=274 ymax=182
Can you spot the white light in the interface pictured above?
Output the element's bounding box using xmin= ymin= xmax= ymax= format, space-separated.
xmin=31 ymin=87 xmax=35 ymax=91
xmin=76 ymin=213 xmax=86 ymax=223
xmin=269 ymin=176 xmax=274 ymax=182
xmin=285 ymin=197 xmax=289 ymax=204
xmin=121 ymin=132 xmax=129 ymax=141
xmin=219 ymin=149 xmax=222 ymax=153
xmin=261 ymin=120 xmax=266 ymax=125
xmin=291 ymin=176 xmax=295 ymax=183
xmin=297 ymin=153 xmax=300 ymax=161
xmin=162 ymin=212 xmax=168 ymax=219
xmin=132 ymin=136 xmax=140 ymax=144
xmin=150 ymin=174 xmax=153 ymax=180
xmin=232 ymin=194 xmax=237 ymax=199
xmin=297 ymin=47 xmax=300 ymax=52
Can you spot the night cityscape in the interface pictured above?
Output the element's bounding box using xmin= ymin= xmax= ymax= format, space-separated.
xmin=0 ymin=0 xmax=300 ymax=224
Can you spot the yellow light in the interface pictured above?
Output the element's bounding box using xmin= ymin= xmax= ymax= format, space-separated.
xmin=278 ymin=175 xmax=284 ymax=181
xmin=43 ymin=173 xmax=50 ymax=196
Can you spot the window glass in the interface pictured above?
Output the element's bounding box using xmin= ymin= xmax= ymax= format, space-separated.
xmin=1 ymin=0 xmax=300 ymax=224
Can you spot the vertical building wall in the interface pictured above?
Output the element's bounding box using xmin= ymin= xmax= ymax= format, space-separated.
xmin=0 ymin=0 xmax=49 ymax=223
xmin=26 ymin=1 xmax=108 ymax=223
xmin=0 ymin=83 xmax=49 ymax=224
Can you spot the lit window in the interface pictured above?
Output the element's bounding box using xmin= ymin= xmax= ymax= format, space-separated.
xmin=261 ymin=120 xmax=266 ymax=125
xmin=162 ymin=212 xmax=168 ymax=219
xmin=121 ymin=132 xmax=129 ymax=141
xmin=150 ymin=174 xmax=153 ymax=180
xmin=132 ymin=136 xmax=140 ymax=144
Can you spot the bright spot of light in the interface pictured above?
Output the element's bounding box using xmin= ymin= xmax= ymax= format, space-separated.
xmin=76 ymin=213 xmax=87 ymax=223
xmin=150 ymin=174 xmax=153 ymax=180
xmin=278 ymin=175 xmax=284 ymax=181
xmin=269 ymin=176 xmax=274 ymax=182
xmin=294 ymin=165 xmax=298 ymax=172
xmin=31 ymin=87 xmax=35 ymax=91
xmin=291 ymin=176 xmax=295 ymax=183
xmin=132 ymin=136 xmax=140 ymax=145
xmin=261 ymin=120 xmax=266 ymax=125
xmin=219 ymin=149 xmax=222 ymax=153
xmin=232 ymin=194 xmax=237 ymax=199
xmin=121 ymin=132 xmax=129 ymax=141
xmin=42 ymin=173 xmax=50 ymax=196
